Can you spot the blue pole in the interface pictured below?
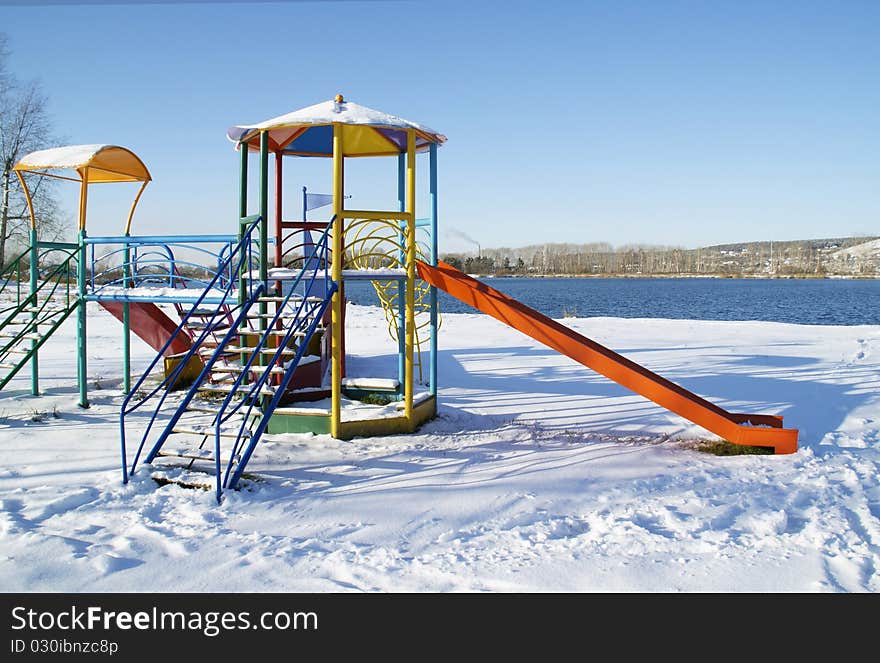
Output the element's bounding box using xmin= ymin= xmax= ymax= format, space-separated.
xmin=396 ymin=152 xmax=406 ymax=393
xmin=122 ymin=238 xmax=131 ymax=394
xmin=429 ymin=143 xmax=438 ymax=397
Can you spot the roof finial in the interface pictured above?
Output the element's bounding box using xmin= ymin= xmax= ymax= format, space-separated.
xmin=335 ymin=93 xmax=344 ymax=103
xmin=333 ymin=93 xmax=345 ymax=113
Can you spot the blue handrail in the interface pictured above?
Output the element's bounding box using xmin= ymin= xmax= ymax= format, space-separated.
xmin=119 ymin=215 xmax=262 ymax=483
xmin=88 ymin=234 xmax=240 ymax=298
xmin=215 ymin=221 xmax=334 ymax=493
xmin=121 ymin=214 xmax=336 ymax=502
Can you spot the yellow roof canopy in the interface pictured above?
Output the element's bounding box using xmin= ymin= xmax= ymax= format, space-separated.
xmin=13 ymin=144 xmax=151 ymax=233
xmin=13 ymin=144 xmax=151 ymax=183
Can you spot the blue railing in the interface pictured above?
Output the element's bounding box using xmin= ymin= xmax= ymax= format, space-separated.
xmin=84 ymin=232 xmax=269 ymax=303
xmin=121 ymin=217 xmax=335 ymax=502
xmin=219 ymin=221 xmax=335 ymax=491
xmin=119 ymin=215 xmax=262 ymax=483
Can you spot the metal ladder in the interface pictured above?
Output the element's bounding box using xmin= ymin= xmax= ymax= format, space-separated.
xmin=121 ymin=217 xmax=335 ymax=501
xmin=0 ymin=243 xmax=79 ymax=391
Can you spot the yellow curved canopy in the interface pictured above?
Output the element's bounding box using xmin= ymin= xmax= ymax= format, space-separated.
xmin=13 ymin=144 xmax=151 ymax=232
xmin=13 ymin=144 xmax=151 ymax=183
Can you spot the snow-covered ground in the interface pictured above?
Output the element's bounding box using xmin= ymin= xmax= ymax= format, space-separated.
xmin=1 ymin=303 xmax=878 ymax=592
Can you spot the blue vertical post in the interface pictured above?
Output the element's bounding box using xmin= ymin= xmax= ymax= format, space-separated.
xmin=396 ymin=152 xmax=406 ymax=393
xmin=77 ymin=229 xmax=88 ymax=408
xmin=122 ymin=240 xmax=131 ymax=394
xmin=28 ymin=227 xmax=39 ymax=395
xmin=429 ymin=143 xmax=438 ymax=397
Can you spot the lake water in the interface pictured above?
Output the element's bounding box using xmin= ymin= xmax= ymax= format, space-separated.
xmin=341 ymin=276 xmax=880 ymax=326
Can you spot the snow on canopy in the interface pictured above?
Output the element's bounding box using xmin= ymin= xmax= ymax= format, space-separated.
xmin=13 ymin=144 xmax=151 ymax=183
xmin=227 ymin=97 xmax=447 ymax=157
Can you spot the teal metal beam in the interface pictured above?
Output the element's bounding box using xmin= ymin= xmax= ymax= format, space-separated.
xmin=77 ymin=229 xmax=89 ymax=408
xmin=28 ymin=227 xmax=39 ymax=395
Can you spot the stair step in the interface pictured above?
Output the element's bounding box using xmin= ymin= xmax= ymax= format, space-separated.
xmin=222 ymin=345 xmax=300 ymax=355
xmin=198 ymin=383 xmax=276 ymax=397
xmin=170 ymin=426 xmax=245 ymax=438
xmin=257 ymin=295 xmax=326 ymax=303
xmin=212 ymin=364 xmax=287 ymax=376
xmin=236 ymin=329 xmax=296 ymax=337
xmin=0 ymin=362 xmax=20 ymax=369
xmin=186 ymin=321 xmax=231 ymax=331
xmin=0 ymin=333 xmax=41 ymax=340
xmin=246 ymin=312 xmax=296 ymax=319
xmin=185 ymin=403 xmax=261 ymax=414
xmin=157 ymin=447 xmax=239 ymax=462
xmin=158 ymin=447 xmax=213 ymax=460
xmin=185 ymin=308 xmax=222 ymax=317
xmin=197 ymin=339 xmax=242 ymax=349
xmin=150 ymin=469 xmax=214 ymax=491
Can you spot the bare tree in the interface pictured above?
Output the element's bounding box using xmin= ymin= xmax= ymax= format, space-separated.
xmin=0 ymin=34 xmax=64 ymax=268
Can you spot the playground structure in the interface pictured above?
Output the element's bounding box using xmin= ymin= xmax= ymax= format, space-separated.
xmin=3 ymin=96 xmax=798 ymax=502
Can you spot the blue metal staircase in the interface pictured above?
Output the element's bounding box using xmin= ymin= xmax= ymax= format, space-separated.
xmin=120 ymin=216 xmax=335 ymax=501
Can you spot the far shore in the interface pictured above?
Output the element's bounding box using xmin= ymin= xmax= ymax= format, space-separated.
xmin=465 ymin=272 xmax=880 ymax=280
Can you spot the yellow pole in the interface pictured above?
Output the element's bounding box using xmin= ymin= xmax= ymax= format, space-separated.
xmin=330 ymin=123 xmax=344 ymax=437
xmin=15 ymin=171 xmax=36 ymax=230
xmin=77 ymin=169 xmax=89 ymax=407
xmin=123 ymin=181 xmax=149 ymax=235
xmin=405 ymin=129 xmax=416 ymax=425
xmin=78 ymin=169 xmax=89 ymax=232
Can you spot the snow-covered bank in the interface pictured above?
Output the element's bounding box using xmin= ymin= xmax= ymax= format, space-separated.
xmin=1 ymin=304 xmax=878 ymax=592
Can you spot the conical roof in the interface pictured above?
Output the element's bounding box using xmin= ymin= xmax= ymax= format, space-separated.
xmin=227 ymin=96 xmax=446 ymax=157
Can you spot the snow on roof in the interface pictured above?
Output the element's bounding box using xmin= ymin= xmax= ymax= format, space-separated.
xmin=15 ymin=144 xmax=109 ymax=170
xmin=230 ymin=98 xmax=444 ymax=138
xmin=228 ymin=96 xmax=446 ymax=157
xmin=13 ymin=144 xmax=151 ymax=183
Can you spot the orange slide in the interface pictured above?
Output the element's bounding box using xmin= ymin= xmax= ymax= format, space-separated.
xmin=99 ymin=301 xmax=193 ymax=356
xmin=417 ymin=261 xmax=798 ymax=454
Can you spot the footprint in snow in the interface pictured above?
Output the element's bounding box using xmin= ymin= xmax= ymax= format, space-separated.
xmin=90 ymin=552 xmax=145 ymax=575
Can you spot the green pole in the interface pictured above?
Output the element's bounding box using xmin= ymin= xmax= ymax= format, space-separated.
xmin=122 ymin=239 xmax=131 ymax=394
xmin=239 ymin=138 xmax=249 ymax=304
xmin=77 ymin=229 xmax=89 ymax=408
xmin=259 ymin=131 xmax=269 ymax=289
xmin=29 ymin=226 xmax=39 ymax=395
xmin=238 ymin=141 xmax=249 ymax=380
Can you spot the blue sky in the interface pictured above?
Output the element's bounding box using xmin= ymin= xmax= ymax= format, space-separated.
xmin=2 ymin=0 xmax=878 ymax=252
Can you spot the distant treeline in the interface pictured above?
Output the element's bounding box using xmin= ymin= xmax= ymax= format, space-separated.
xmin=441 ymin=236 xmax=880 ymax=277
